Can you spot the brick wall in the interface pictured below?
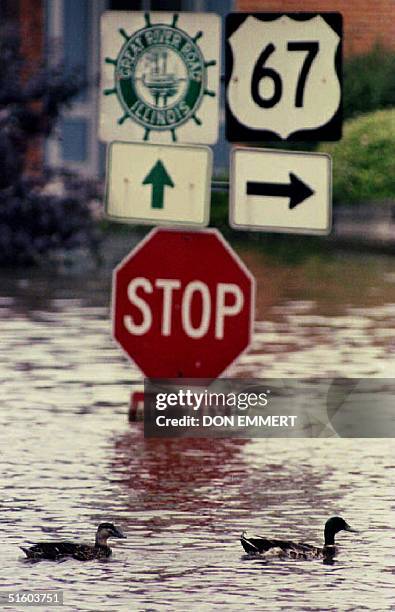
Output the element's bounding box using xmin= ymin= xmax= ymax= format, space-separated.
xmin=19 ymin=0 xmax=44 ymax=174
xmin=236 ymin=0 xmax=395 ymax=56
xmin=19 ymin=0 xmax=44 ymax=68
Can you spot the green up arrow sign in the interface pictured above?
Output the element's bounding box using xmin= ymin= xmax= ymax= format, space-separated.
xmin=142 ymin=160 xmax=175 ymax=209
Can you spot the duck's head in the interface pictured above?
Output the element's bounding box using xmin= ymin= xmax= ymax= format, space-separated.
xmin=95 ymin=523 xmax=126 ymax=546
xmin=324 ymin=516 xmax=358 ymax=545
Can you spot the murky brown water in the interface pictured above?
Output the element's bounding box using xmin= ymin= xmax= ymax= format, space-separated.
xmin=0 ymin=242 xmax=394 ymax=611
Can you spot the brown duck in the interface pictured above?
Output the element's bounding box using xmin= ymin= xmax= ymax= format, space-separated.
xmin=20 ymin=523 xmax=126 ymax=561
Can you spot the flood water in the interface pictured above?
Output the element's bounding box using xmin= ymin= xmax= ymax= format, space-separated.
xmin=0 ymin=240 xmax=394 ymax=611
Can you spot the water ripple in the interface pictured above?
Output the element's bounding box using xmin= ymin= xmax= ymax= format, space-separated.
xmin=0 ymin=253 xmax=394 ymax=611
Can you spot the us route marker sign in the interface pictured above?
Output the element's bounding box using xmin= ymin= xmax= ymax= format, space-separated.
xmin=230 ymin=148 xmax=332 ymax=235
xmin=105 ymin=141 xmax=212 ymax=227
xmin=226 ymin=13 xmax=342 ymax=141
xmin=100 ymin=11 xmax=221 ymax=144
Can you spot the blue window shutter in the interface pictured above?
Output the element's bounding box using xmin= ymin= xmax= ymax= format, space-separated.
xmin=63 ymin=0 xmax=90 ymax=79
xmin=61 ymin=119 xmax=88 ymax=162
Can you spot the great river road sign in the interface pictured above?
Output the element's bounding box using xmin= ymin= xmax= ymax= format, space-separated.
xmin=100 ymin=11 xmax=221 ymax=144
xmin=230 ymin=148 xmax=332 ymax=235
xmin=105 ymin=141 xmax=212 ymax=227
xmin=112 ymin=228 xmax=255 ymax=378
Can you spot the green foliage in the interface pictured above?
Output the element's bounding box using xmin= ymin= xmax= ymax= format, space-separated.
xmin=320 ymin=109 xmax=395 ymax=204
xmin=343 ymin=44 xmax=395 ymax=120
xmin=209 ymin=189 xmax=229 ymax=232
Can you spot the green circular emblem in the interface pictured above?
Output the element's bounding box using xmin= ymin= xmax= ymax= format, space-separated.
xmin=104 ymin=14 xmax=216 ymax=141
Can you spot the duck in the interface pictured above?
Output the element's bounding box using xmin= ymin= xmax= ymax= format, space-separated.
xmin=240 ymin=516 xmax=357 ymax=560
xmin=20 ymin=523 xmax=126 ymax=561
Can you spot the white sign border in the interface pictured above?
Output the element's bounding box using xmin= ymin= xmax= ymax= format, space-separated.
xmin=105 ymin=141 xmax=213 ymax=228
xmin=229 ymin=147 xmax=332 ymax=236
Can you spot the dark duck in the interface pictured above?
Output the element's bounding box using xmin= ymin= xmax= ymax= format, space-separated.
xmin=240 ymin=516 xmax=358 ymax=560
xmin=20 ymin=523 xmax=126 ymax=561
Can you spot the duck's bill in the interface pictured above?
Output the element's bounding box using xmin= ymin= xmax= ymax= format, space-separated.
xmin=114 ymin=528 xmax=127 ymax=539
xmin=344 ymin=523 xmax=359 ymax=533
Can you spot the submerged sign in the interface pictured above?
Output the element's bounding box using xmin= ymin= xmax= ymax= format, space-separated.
xmin=100 ymin=11 xmax=221 ymax=144
xmin=112 ymin=229 xmax=255 ymax=379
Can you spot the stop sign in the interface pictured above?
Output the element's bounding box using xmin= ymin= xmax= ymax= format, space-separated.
xmin=112 ymin=228 xmax=255 ymax=378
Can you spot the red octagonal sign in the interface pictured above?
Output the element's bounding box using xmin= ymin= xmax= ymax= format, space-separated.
xmin=112 ymin=228 xmax=255 ymax=378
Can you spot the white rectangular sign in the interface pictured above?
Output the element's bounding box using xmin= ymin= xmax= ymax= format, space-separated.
xmin=105 ymin=141 xmax=212 ymax=227
xmin=230 ymin=148 xmax=332 ymax=235
xmin=100 ymin=11 xmax=221 ymax=145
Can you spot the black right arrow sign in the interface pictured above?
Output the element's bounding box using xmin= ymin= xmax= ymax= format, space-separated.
xmin=246 ymin=172 xmax=315 ymax=209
